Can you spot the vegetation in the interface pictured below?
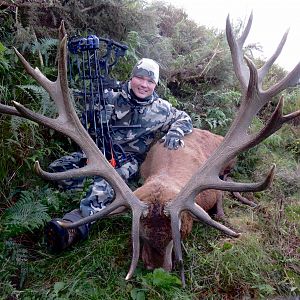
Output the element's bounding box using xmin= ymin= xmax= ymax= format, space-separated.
xmin=0 ymin=0 xmax=299 ymax=299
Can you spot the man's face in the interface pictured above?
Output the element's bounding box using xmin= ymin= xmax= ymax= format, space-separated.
xmin=130 ymin=76 xmax=156 ymax=99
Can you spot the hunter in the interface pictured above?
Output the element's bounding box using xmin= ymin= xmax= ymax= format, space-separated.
xmin=45 ymin=58 xmax=193 ymax=252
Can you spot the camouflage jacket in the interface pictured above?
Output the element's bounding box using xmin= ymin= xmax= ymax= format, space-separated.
xmin=88 ymin=82 xmax=193 ymax=162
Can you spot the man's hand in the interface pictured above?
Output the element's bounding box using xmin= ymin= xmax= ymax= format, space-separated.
xmin=160 ymin=130 xmax=184 ymax=150
xmin=99 ymin=104 xmax=114 ymax=123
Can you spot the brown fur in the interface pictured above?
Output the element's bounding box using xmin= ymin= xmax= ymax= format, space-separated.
xmin=134 ymin=128 xmax=234 ymax=270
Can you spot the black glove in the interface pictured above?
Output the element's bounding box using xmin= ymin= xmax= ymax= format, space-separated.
xmin=99 ymin=104 xmax=114 ymax=123
xmin=160 ymin=130 xmax=184 ymax=150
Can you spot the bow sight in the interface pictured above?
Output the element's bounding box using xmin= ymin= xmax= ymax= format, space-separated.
xmin=67 ymin=34 xmax=129 ymax=167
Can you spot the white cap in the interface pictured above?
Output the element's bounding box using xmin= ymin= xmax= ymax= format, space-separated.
xmin=131 ymin=58 xmax=159 ymax=84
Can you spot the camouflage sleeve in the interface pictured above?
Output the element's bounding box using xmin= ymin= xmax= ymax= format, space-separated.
xmin=103 ymin=89 xmax=118 ymax=106
xmin=160 ymin=99 xmax=193 ymax=137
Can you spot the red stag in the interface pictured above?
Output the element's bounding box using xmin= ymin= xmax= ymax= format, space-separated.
xmin=0 ymin=14 xmax=300 ymax=285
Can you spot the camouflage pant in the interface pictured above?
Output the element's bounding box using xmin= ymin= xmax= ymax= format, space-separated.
xmin=49 ymin=152 xmax=139 ymax=217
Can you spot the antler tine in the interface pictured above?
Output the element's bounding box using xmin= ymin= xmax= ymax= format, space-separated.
xmin=258 ymin=29 xmax=289 ymax=81
xmin=58 ymin=20 xmax=67 ymax=40
xmin=0 ymin=20 xmax=148 ymax=280
xmin=267 ymin=60 xmax=300 ymax=98
xmin=248 ymin=95 xmax=300 ymax=147
xmin=227 ymin=12 xmax=300 ymax=97
xmin=58 ymin=191 xmax=145 ymax=281
xmin=0 ymin=103 xmax=21 ymax=116
xmin=13 ymin=47 xmax=56 ymax=101
xmin=226 ymin=13 xmax=252 ymax=90
xmin=169 ymin=164 xmax=275 ymax=269
xmin=237 ymin=11 xmax=253 ymax=47
xmin=166 ymin=14 xmax=300 ymax=268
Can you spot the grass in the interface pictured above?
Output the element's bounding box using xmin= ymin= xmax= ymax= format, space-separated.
xmin=1 ymin=217 xmax=194 ymax=299
xmin=1 ymin=186 xmax=299 ymax=299
xmin=1 ymin=124 xmax=299 ymax=299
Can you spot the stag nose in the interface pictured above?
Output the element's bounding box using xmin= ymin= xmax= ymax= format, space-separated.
xmin=141 ymin=240 xmax=174 ymax=271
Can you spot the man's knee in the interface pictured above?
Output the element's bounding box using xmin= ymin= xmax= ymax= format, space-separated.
xmin=80 ymin=178 xmax=115 ymax=217
xmin=48 ymin=152 xmax=87 ymax=190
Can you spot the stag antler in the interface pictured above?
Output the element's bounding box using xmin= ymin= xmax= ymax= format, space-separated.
xmin=0 ymin=21 xmax=147 ymax=281
xmin=165 ymin=13 xmax=300 ymax=284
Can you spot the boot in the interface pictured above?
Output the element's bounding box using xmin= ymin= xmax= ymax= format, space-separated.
xmin=45 ymin=209 xmax=89 ymax=253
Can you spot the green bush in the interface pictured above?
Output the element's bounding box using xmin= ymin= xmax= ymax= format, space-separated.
xmin=0 ymin=1 xmax=299 ymax=299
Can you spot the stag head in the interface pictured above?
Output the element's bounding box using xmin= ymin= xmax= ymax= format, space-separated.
xmin=1 ymin=14 xmax=300 ymax=286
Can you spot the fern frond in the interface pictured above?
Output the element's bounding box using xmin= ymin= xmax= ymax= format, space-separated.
xmin=31 ymin=37 xmax=58 ymax=66
xmin=16 ymin=84 xmax=57 ymax=117
xmin=3 ymin=190 xmax=50 ymax=233
xmin=32 ymin=38 xmax=58 ymax=53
